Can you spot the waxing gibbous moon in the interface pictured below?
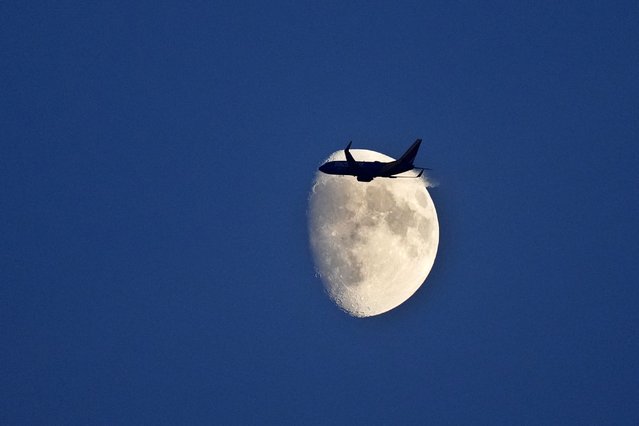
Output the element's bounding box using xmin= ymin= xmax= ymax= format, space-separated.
xmin=308 ymin=149 xmax=439 ymax=317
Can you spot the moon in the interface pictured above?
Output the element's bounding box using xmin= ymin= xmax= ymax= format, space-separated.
xmin=308 ymin=149 xmax=439 ymax=317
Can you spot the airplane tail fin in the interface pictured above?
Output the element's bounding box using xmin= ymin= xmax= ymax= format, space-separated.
xmin=382 ymin=138 xmax=423 ymax=176
xmin=397 ymin=139 xmax=422 ymax=167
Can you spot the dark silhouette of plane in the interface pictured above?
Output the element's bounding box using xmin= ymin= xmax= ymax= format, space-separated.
xmin=318 ymin=139 xmax=427 ymax=182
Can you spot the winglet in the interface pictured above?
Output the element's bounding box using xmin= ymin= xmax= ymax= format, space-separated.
xmin=345 ymin=141 xmax=356 ymax=165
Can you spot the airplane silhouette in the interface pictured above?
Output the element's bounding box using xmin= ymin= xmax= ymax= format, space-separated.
xmin=318 ymin=139 xmax=427 ymax=182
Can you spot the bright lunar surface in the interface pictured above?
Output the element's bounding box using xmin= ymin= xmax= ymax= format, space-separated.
xmin=308 ymin=149 xmax=439 ymax=317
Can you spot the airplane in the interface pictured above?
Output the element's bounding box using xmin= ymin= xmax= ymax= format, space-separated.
xmin=318 ymin=139 xmax=427 ymax=182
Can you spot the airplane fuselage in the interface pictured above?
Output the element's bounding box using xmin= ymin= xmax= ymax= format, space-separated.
xmin=319 ymin=160 xmax=412 ymax=182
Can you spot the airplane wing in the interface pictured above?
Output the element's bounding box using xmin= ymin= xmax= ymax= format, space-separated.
xmin=344 ymin=141 xmax=358 ymax=168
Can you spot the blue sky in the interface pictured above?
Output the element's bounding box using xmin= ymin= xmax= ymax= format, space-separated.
xmin=2 ymin=1 xmax=638 ymax=424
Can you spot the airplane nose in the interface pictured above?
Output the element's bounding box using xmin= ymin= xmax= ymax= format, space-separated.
xmin=319 ymin=163 xmax=327 ymax=172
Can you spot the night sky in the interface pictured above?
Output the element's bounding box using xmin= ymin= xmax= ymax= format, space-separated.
xmin=2 ymin=1 xmax=638 ymax=424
